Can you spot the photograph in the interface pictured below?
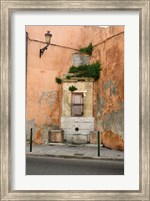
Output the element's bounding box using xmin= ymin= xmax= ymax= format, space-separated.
xmin=25 ymin=25 xmax=124 ymax=175
xmin=0 ymin=0 xmax=149 ymax=200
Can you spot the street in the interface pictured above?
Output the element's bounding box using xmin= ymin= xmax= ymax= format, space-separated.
xmin=26 ymin=156 xmax=124 ymax=175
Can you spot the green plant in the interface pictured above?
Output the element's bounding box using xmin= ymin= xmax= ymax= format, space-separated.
xmin=68 ymin=61 xmax=101 ymax=80
xmin=69 ymin=85 xmax=78 ymax=91
xmin=79 ymin=43 xmax=93 ymax=56
xmin=55 ymin=77 xmax=62 ymax=84
xmin=66 ymin=75 xmax=71 ymax=79
xmin=68 ymin=66 xmax=78 ymax=73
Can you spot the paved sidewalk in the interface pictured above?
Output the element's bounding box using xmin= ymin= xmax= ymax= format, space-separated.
xmin=26 ymin=143 xmax=124 ymax=161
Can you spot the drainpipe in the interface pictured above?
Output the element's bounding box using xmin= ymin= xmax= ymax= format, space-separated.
xmin=98 ymin=131 xmax=100 ymax=156
xmin=26 ymin=32 xmax=28 ymax=142
xmin=26 ymin=32 xmax=28 ymax=91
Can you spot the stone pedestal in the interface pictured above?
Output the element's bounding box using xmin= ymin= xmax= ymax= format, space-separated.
xmin=61 ymin=117 xmax=94 ymax=143
xmin=73 ymin=134 xmax=88 ymax=144
xmin=49 ymin=130 xmax=64 ymax=143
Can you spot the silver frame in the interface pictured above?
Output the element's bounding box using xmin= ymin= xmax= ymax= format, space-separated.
xmin=0 ymin=1 xmax=149 ymax=200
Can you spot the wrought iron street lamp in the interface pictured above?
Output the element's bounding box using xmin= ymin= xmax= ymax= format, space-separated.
xmin=39 ymin=31 xmax=52 ymax=58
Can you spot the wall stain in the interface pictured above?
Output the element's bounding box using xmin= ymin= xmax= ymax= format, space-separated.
xmin=104 ymin=80 xmax=117 ymax=96
xmin=39 ymin=91 xmax=57 ymax=107
xmin=103 ymin=106 xmax=124 ymax=135
xmin=96 ymin=94 xmax=105 ymax=117
xmin=103 ymin=80 xmax=113 ymax=90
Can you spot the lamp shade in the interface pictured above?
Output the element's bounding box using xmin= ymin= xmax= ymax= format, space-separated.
xmin=45 ymin=31 xmax=52 ymax=45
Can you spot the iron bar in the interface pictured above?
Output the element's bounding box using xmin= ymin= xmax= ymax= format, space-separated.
xmin=98 ymin=131 xmax=100 ymax=156
xmin=30 ymin=128 xmax=33 ymax=152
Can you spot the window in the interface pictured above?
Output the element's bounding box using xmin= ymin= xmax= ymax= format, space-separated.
xmin=71 ymin=93 xmax=84 ymax=117
xmin=73 ymin=53 xmax=89 ymax=66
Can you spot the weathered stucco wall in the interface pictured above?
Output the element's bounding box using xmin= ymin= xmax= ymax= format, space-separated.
xmin=26 ymin=26 xmax=87 ymax=143
xmin=86 ymin=26 xmax=124 ymax=149
xmin=62 ymin=80 xmax=93 ymax=117
xmin=92 ymin=26 xmax=124 ymax=136
xmin=26 ymin=25 xmax=124 ymax=147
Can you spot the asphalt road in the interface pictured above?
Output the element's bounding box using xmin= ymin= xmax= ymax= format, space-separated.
xmin=26 ymin=156 xmax=124 ymax=175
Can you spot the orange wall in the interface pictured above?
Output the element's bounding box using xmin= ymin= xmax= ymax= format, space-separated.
xmin=26 ymin=26 xmax=124 ymax=144
xmin=89 ymin=26 xmax=124 ymax=137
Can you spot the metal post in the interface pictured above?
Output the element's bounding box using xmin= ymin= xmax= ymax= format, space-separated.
xmin=98 ymin=131 xmax=100 ymax=156
xmin=30 ymin=128 xmax=33 ymax=152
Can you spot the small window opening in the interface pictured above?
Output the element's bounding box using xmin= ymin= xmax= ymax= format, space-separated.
xmin=71 ymin=93 xmax=84 ymax=117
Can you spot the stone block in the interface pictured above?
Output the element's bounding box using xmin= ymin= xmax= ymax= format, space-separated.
xmin=63 ymin=129 xmax=79 ymax=135
xmin=61 ymin=122 xmax=74 ymax=129
xmin=77 ymin=129 xmax=90 ymax=135
xmin=73 ymin=134 xmax=88 ymax=144
xmin=64 ymin=134 xmax=74 ymax=143
xmin=78 ymin=122 xmax=94 ymax=130
xmin=49 ymin=130 xmax=64 ymax=143
xmin=61 ymin=117 xmax=94 ymax=143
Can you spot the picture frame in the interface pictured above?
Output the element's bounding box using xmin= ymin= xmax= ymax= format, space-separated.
xmin=0 ymin=0 xmax=149 ymax=200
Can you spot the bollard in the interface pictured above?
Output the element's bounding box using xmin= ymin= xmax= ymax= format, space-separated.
xmin=30 ymin=128 xmax=33 ymax=152
xmin=98 ymin=131 xmax=100 ymax=156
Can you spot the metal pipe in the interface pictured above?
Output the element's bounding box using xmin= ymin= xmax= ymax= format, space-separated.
xmin=98 ymin=131 xmax=100 ymax=156
xmin=30 ymin=128 xmax=33 ymax=152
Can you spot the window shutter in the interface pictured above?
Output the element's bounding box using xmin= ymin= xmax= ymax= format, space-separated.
xmin=72 ymin=93 xmax=84 ymax=117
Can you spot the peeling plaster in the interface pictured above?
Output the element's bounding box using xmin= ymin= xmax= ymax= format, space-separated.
xmin=96 ymin=92 xmax=124 ymax=135
xmin=96 ymin=94 xmax=105 ymax=116
xmin=103 ymin=80 xmax=113 ymax=90
xmin=102 ymin=105 xmax=124 ymax=135
xmin=39 ymin=91 xmax=57 ymax=107
xmin=104 ymin=80 xmax=117 ymax=96
xmin=110 ymin=84 xmax=117 ymax=96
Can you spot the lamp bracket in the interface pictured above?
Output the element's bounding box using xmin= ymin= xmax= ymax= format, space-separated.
xmin=39 ymin=44 xmax=49 ymax=58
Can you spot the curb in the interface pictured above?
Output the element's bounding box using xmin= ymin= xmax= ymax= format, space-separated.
xmin=26 ymin=153 xmax=124 ymax=162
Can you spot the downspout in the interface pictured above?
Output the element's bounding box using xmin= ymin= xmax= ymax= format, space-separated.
xmin=26 ymin=32 xmax=28 ymax=141
xmin=26 ymin=32 xmax=28 ymax=91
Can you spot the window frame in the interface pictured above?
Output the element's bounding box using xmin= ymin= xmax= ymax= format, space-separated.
xmin=71 ymin=92 xmax=84 ymax=117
